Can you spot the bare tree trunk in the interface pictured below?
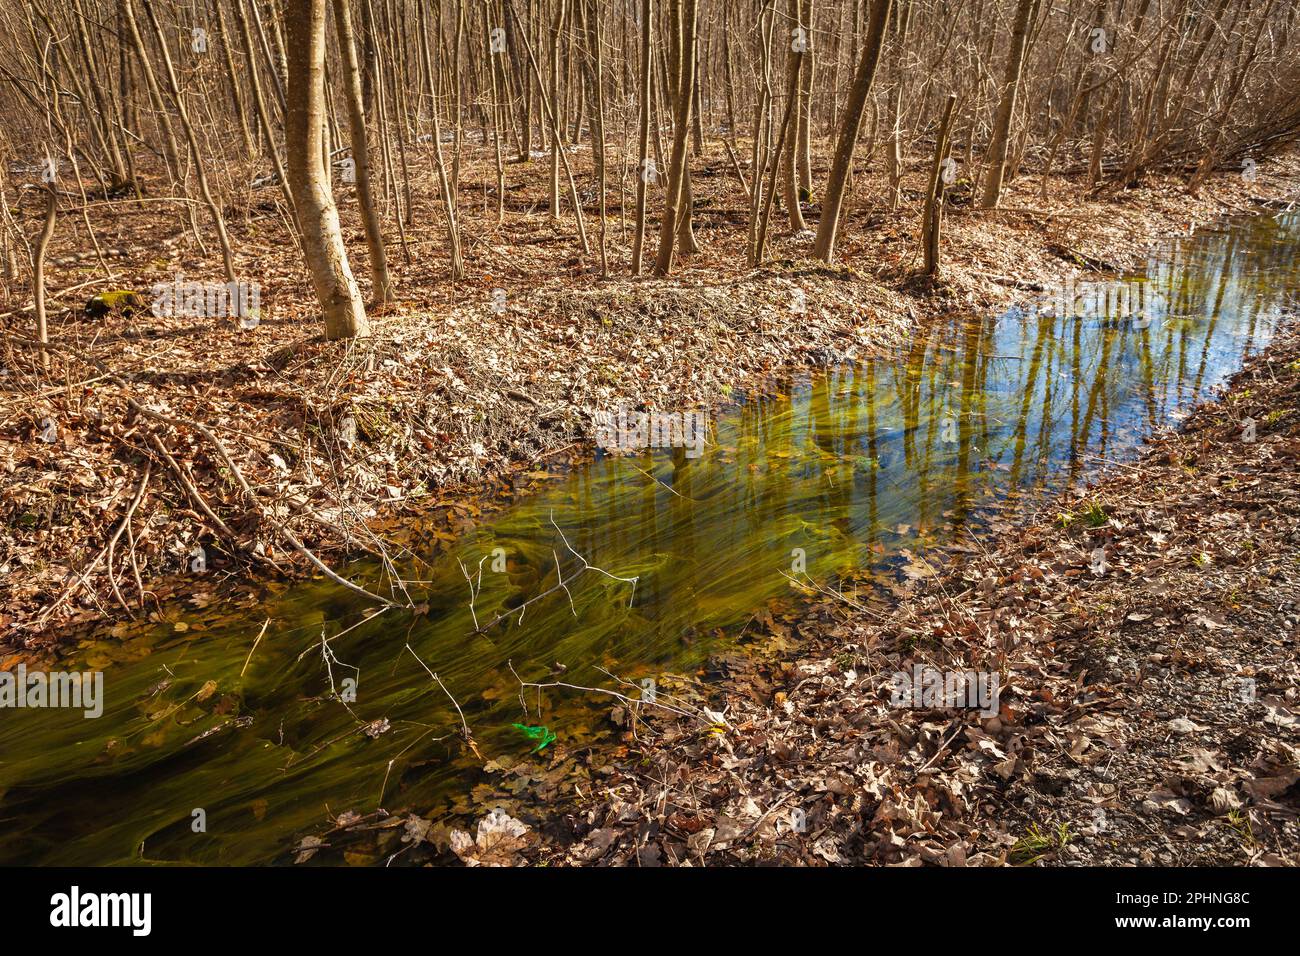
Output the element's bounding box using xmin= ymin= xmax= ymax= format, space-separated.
xmin=505 ymin=0 xmax=590 ymax=255
xmin=580 ymin=0 xmax=608 ymax=274
xmin=249 ymin=0 xmax=289 ymax=118
xmin=653 ymin=0 xmax=697 ymax=276
xmin=139 ymin=0 xmax=237 ymax=283
xmin=1188 ymin=0 xmax=1275 ymax=195
xmin=665 ymin=0 xmax=698 ymax=255
xmin=0 ymin=186 xmax=20 ymax=287
xmin=333 ymin=0 xmax=392 ymax=304
xmin=885 ymin=0 xmax=912 ymax=211
xmin=485 ymin=0 xmax=507 ymax=223
xmin=234 ymin=0 xmax=299 ymax=231
xmin=747 ymin=0 xmax=777 ymax=263
xmin=979 ymin=0 xmax=1035 ymax=209
xmin=418 ymin=0 xmax=464 ymax=278
xmin=812 ymin=0 xmax=892 ymax=262
xmin=796 ymin=0 xmax=815 ymax=197
xmin=32 ymin=185 xmax=57 ymax=374
xmin=754 ymin=33 xmax=803 ymax=264
xmin=73 ymin=0 xmax=129 ymax=183
xmin=631 ymin=0 xmax=652 ymax=275
xmin=118 ymin=0 xmax=183 ymax=190
xmin=921 ymin=93 xmax=956 ymax=278
xmin=783 ymin=0 xmax=808 ymax=231
xmin=284 ymin=0 xmax=369 ymax=339
xmin=213 ymin=0 xmax=256 ymax=159
xmin=548 ymin=0 xmax=565 ymax=218
xmin=676 ymin=149 xmax=699 ymax=254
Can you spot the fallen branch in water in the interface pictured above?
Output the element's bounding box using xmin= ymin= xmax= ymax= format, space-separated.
xmin=457 ymin=554 xmax=489 ymax=630
xmin=626 ymin=460 xmax=697 ymax=501
xmin=780 ymin=568 xmax=884 ymax=620
xmin=470 ymin=510 xmax=639 ymax=634
xmin=404 ymin=643 xmax=479 ymax=757
xmin=508 ymin=660 xmax=728 ymax=732
xmin=240 ymin=617 xmax=271 ymax=677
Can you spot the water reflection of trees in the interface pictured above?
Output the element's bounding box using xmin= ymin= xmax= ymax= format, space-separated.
xmin=788 ymin=213 xmax=1297 ymax=556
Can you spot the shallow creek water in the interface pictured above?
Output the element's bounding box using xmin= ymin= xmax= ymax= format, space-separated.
xmin=2 ymin=212 xmax=1297 ymax=864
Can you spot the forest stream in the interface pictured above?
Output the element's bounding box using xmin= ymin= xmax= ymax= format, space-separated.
xmin=2 ymin=210 xmax=1297 ymax=865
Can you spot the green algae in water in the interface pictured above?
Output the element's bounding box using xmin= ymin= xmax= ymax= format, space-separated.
xmin=2 ymin=212 xmax=1299 ymax=865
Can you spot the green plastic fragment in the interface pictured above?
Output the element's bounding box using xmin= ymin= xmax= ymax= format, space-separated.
xmin=511 ymin=722 xmax=556 ymax=753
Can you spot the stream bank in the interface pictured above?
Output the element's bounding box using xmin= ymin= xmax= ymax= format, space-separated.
xmin=1 ymin=183 xmax=1297 ymax=866
xmin=530 ymin=323 xmax=1300 ymax=868
xmin=4 ymin=149 xmax=1298 ymax=645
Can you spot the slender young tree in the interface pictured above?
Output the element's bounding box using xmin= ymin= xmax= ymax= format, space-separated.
xmin=922 ymin=93 xmax=957 ymax=277
xmin=885 ymin=0 xmax=913 ymax=211
xmin=284 ymin=0 xmax=370 ymax=339
xmin=631 ymin=0 xmax=653 ymax=275
xmin=32 ymin=184 xmax=57 ymax=373
xmin=653 ymin=0 xmax=697 ymax=276
xmin=812 ymin=0 xmax=893 ymax=262
xmin=782 ymin=0 xmax=807 ymax=232
xmin=753 ymin=26 xmax=803 ymax=264
xmin=548 ymin=0 xmax=565 ymax=218
xmin=580 ymin=0 xmax=608 ymax=274
xmin=333 ymin=0 xmax=393 ymax=304
xmin=795 ymin=0 xmax=814 ymax=197
xmin=980 ymin=0 xmax=1037 ymax=208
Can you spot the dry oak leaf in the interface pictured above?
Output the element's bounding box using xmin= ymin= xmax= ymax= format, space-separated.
xmin=449 ymin=809 xmax=531 ymax=867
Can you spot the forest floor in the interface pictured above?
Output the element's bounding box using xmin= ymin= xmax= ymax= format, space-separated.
xmin=522 ymin=322 xmax=1300 ymax=868
xmin=2 ymin=143 xmax=1298 ymax=651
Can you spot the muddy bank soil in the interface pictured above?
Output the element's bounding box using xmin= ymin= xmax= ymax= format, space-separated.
xmin=3 ymin=147 xmax=1298 ymax=643
xmin=522 ymin=323 xmax=1300 ymax=868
